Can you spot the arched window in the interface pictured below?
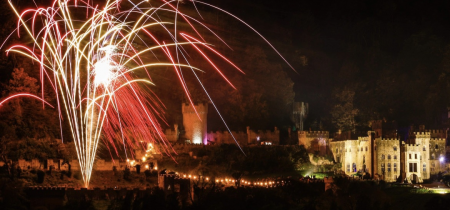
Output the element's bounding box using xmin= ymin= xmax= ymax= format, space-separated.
xmin=388 ymin=163 xmax=391 ymax=172
xmin=388 ymin=155 xmax=391 ymax=159
xmin=393 ymin=146 xmax=397 ymax=151
xmin=394 ymin=155 xmax=397 ymax=160
xmin=435 ymin=144 xmax=439 ymax=149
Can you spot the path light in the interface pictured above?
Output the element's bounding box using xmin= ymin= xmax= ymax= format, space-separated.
xmin=440 ymin=156 xmax=445 ymax=163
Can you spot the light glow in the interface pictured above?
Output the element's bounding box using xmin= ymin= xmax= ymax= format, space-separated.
xmin=3 ymin=0 xmax=293 ymax=188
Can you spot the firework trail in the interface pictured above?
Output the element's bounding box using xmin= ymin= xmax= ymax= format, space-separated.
xmin=2 ymin=0 xmax=293 ymax=187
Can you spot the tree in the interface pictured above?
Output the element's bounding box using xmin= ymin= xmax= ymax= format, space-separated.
xmin=330 ymin=88 xmax=359 ymax=132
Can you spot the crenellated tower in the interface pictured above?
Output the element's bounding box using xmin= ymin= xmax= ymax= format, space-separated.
xmin=182 ymin=103 xmax=208 ymax=144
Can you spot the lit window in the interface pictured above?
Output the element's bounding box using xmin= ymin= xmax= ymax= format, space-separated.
xmin=423 ymin=164 xmax=426 ymax=172
xmin=388 ymin=163 xmax=391 ymax=172
xmin=381 ymin=163 xmax=385 ymax=172
xmin=352 ymin=163 xmax=357 ymax=172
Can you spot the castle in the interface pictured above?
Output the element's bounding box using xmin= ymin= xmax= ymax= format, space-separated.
xmin=299 ymin=121 xmax=448 ymax=183
xmin=164 ymin=103 xmax=280 ymax=146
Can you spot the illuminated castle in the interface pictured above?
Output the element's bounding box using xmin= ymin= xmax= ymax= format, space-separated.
xmin=164 ymin=103 xmax=280 ymax=145
xmin=302 ymin=121 xmax=448 ymax=183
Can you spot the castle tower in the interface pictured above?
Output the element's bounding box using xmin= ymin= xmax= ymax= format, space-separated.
xmin=182 ymin=103 xmax=208 ymax=144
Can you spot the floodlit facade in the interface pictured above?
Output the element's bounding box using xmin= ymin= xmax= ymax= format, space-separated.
xmin=320 ymin=122 xmax=447 ymax=183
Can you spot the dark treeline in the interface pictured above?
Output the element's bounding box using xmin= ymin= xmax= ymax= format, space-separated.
xmin=205 ymin=0 xmax=450 ymax=132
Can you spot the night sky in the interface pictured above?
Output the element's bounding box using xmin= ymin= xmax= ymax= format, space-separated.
xmin=2 ymin=0 xmax=450 ymax=132
xmin=206 ymin=0 xmax=450 ymax=130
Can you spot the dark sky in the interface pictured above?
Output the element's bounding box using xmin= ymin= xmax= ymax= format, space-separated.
xmin=2 ymin=0 xmax=450 ymax=131
xmin=203 ymin=0 xmax=450 ymax=129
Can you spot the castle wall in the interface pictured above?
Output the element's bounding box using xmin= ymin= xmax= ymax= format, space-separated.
xmin=182 ymin=103 xmax=208 ymax=144
xmin=374 ymin=138 xmax=400 ymax=182
xmin=247 ymin=127 xmax=280 ymax=145
xmin=206 ymin=131 xmax=247 ymax=146
xmin=165 ymin=124 xmax=179 ymax=143
xmin=402 ymin=143 xmax=427 ymax=183
xmin=298 ymin=131 xmax=329 ymax=155
xmin=429 ymin=138 xmax=446 ymax=175
xmin=330 ymin=138 xmax=372 ymax=176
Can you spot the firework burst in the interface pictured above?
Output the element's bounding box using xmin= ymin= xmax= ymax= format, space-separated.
xmin=2 ymin=0 xmax=293 ymax=187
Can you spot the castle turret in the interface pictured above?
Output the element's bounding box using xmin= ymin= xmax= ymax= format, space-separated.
xmin=182 ymin=103 xmax=208 ymax=144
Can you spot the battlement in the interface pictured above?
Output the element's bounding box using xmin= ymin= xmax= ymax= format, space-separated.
xmin=430 ymin=138 xmax=446 ymax=141
xmin=414 ymin=132 xmax=431 ymax=136
xmin=208 ymin=131 xmax=246 ymax=135
xmin=182 ymin=103 xmax=208 ymax=113
xmin=380 ymin=138 xmax=399 ymax=141
xmin=298 ymin=131 xmax=329 ymax=135
xmin=358 ymin=136 xmax=369 ymax=141
xmin=403 ymin=143 xmax=420 ymax=148
xmin=427 ymin=130 xmax=445 ymax=134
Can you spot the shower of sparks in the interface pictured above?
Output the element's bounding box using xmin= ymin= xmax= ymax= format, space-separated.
xmin=2 ymin=0 xmax=293 ymax=187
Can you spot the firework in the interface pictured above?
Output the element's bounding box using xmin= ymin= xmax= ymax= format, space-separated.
xmin=2 ymin=0 xmax=293 ymax=187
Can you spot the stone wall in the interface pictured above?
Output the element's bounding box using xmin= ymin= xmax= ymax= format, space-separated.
xmin=206 ymin=131 xmax=248 ymax=146
xmin=247 ymin=126 xmax=280 ymax=145
xmin=374 ymin=138 xmax=400 ymax=182
xmin=11 ymin=158 xmax=157 ymax=172
xmin=298 ymin=131 xmax=329 ymax=155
